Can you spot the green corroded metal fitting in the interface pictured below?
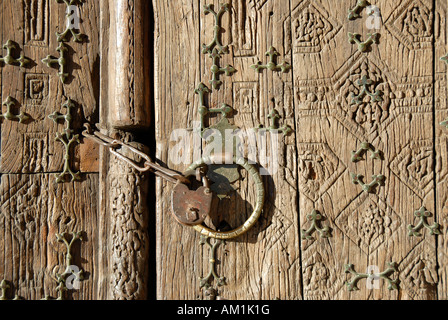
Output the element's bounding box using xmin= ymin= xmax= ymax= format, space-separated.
xmin=42 ymin=42 xmax=69 ymax=83
xmin=254 ymin=109 xmax=294 ymax=136
xmin=348 ymin=0 xmax=368 ymax=20
xmin=351 ymin=173 xmax=385 ymax=193
xmin=345 ymin=262 xmax=399 ymax=291
xmin=408 ymin=207 xmax=441 ymax=237
xmin=0 ymin=279 xmax=19 ymax=300
xmin=54 ymin=231 xmax=84 ymax=300
xmin=0 ymin=40 xmax=31 ymax=68
xmin=199 ymin=236 xmax=226 ymax=291
xmin=0 ymin=96 xmax=30 ymax=123
xmin=351 ymin=75 xmax=383 ymax=105
xmin=441 ymin=118 xmax=448 ymax=128
xmin=55 ymin=0 xmax=85 ymax=43
xmin=251 ymin=46 xmax=291 ymax=73
xmin=441 ymin=54 xmax=448 ymax=64
xmin=301 ymin=210 xmax=331 ymax=241
xmin=348 ymin=32 xmax=380 ymax=53
xmin=351 ymin=142 xmax=381 ymax=162
xmin=202 ymin=3 xmax=230 ymax=55
xmin=208 ymin=48 xmax=236 ymax=89
xmin=194 ymin=82 xmax=235 ymax=136
xmin=49 ymin=99 xmax=81 ymax=183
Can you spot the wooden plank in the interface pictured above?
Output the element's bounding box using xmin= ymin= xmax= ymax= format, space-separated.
xmin=436 ymin=0 xmax=448 ymax=301
xmin=293 ymin=0 xmax=437 ymax=299
xmin=154 ymin=0 xmax=301 ymax=300
xmin=0 ymin=0 xmax=100 ymax=174
xmin=0 ymin=173 xmax=99 ymax=300
xmin=0 ymin=0 xmax=101 ymax=300
xmin=154 ymin=0 xmax=202 ymax=300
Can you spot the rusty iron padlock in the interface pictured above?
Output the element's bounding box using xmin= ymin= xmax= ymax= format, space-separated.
xmin=171 ymin=167 xmax=212 ymax=226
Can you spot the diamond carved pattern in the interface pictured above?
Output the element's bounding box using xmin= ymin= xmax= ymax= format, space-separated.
xmin=385 ymin=0 xmax=434 ymax=50
xmin=297 ymin=143 xmax=347 ymax=202
xmin=398 ymin=242 xmax=438 ymax=300
xmin=302 ymin=248 xmax=345 ymax=300
xmin=336 ymin=193 xmax=402 ymax=255
xmin=390 ymin=140 xmax=434 ymax=200
xmin=333 ymin=54 xmax=395 ymax=140
xmin=292 ymin=0 xmax=341 ymax=54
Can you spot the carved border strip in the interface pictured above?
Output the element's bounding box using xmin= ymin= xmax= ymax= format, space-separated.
xmin=255 ymin=109 xmax=294 ymax=137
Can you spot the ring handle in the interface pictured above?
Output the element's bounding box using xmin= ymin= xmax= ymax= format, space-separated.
xmin=186 ymin=155 xmax=265 ymax=240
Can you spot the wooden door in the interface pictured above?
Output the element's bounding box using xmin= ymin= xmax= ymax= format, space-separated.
xmin=1 ymin=0 xmax=448 ymax=301
xmin=0 ymin=0 xmax=102 ymax=300
xmin=154 ymin=0 xmax=448 ymax=300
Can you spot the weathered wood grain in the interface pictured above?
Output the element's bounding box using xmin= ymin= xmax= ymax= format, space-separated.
xmin=0 ymin=173 xmax=99 ymax=300
xmin=155 ymin=0 xmax=444 ymax=300
xmin=436 ymin=0 xmax=448 ymax=301
xmin=0 ymin=0 xmax=101 ymax=300
xmin=0 ymin=0 xmax=100 ymax=174
xmin=154 ymin=0 xmax=301 ymax=300
xmin=108 ymin=0 xmax=152 ymax=129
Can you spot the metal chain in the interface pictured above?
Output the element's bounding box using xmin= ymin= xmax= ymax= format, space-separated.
xmin=82 ymin=123 xmax=191 ymax=184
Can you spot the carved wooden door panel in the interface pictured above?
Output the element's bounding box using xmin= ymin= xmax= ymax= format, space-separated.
xmin=154 ymin=0 xmax=448 ymax=300
xmin=0 ymin=0 xmax=101 ymax=300
xmin=1 ymin=0 xmax=448 ymax=301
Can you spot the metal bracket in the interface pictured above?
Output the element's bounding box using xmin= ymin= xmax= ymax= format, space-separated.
xmin=255 ymin=109 xmax=294 ymax=136
xmin=348 ymin=32 xmax=380 ymax=53
xmin=441 ymin=54 xmax=448 ymax=64
xmin=49 ymin=99 xmax=81 ymax=183
xmin=345 ymin=262 xmax=399 ymax=291
xmin=201 ymin=4 xmax=234 ymax=90
xmin=55 ymin=0 xmax=85 ymax=43
xmin=351 ymin=75 xmax=383 ymax=105
xmin=0 ymin=280 xmax=19 ymax=300
xmin=195 ymin=82 xmax=235 ymax=137
xmin=301 ymin=210 xmax=331 ymax=241
xmin=43 ymin=231 xmax=84 ymax=300
xmin=408 ymin=207 xmax=441 ymax=237
xmin=348 ymin=0 xmax=368 ymax=20
xmin=202 ymin=4 xmax=230 ymax=55
xmin=42 ymin=42 xmax=69 ymax=83
xmin=199 ymin=236 xmax=226 ymax=300
xmin=0 ymin=40 xmax=31 ymax=68
xmin=251 ymin=46 xmax=291 ymax=73
xmin=1 ymin=96 xmax=30 ymax=123
xmin=351 ymin=142 xmax=381 ymax=163
xmin=351 ymin=173 xmax=385 ymax=193
xmin=208 ymin=48 xmax=236 ymax=90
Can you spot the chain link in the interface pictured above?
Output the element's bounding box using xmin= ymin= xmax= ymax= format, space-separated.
xmin=82 ymin=123 xmax=191 ymax=184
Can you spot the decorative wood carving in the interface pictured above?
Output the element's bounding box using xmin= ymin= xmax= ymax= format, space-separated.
xmin=108 ymin=138 xmax=149 ymax=300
